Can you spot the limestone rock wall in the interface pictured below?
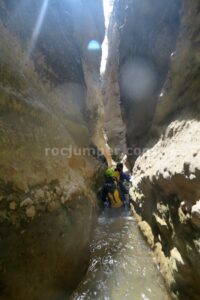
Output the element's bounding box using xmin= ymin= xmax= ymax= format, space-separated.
xmin=104 ymin=0 xmax=180 ymax=161
xmin=105 ymin=0 xmax=200 ymax=299
xmin=131 ymin=116 xmax=200 ymax=299
xmin=130 ymin=1 xmax=200 ymax=299
xmin=103 ymin=9 xmax=127 ymax=157
xmin=0 ymin=1 xmax=106 ymax=299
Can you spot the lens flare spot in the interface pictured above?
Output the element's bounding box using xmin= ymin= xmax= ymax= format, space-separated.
xmin=120 ymin=58 xmax=157 ymax=102
xmin=88 ymin=40 xmax=101 ymax=51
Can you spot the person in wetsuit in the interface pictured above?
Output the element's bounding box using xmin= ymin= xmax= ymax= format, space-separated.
xmin=114 ymin=163 xmax=131 ymax=209
xmin=102 ymin=168 xmax=123 ymax=210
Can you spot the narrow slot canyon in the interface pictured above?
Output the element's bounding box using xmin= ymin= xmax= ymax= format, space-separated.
xmin=0 ymin=1 xmax=200 ymax=300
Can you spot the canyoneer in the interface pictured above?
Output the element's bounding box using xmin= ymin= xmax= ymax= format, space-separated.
xmin=102 ymin=168 xmax=123 ymax=210
xmin=114 ymin=163 xmax=131 ymax=209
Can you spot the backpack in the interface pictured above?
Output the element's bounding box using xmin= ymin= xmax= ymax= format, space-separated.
xmin=106 ymin=181 xmax=123 ymax=208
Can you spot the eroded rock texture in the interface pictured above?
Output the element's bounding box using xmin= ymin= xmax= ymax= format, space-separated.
xmin=131 ymin=117 xmax=200 ymax=299
xmin=105 ymin=0 xmax=200 ymax=299
xmin=0 ymin=1 xmax=106 ymax=299
xmin=129 ymin=2 xmax=200 ymax=300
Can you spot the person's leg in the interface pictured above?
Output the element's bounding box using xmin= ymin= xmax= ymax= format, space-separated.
xmin=119 ymin=182 xmax=131 ymax=210
xmin=117 ymin=182 xmax=126 ymax=208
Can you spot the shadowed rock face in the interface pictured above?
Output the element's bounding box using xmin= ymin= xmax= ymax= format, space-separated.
xmin=119 ymin=1 xmax=200 ymax=299
xmin=104 ymin=0 xmax=180 ymax=161
xmin=118 ymin=0 xmax=180 ymax=159
xmin=1 ymin=0 xmax=104 ymax=83
xmin=0 ymin=0 xmax=106 ymax=298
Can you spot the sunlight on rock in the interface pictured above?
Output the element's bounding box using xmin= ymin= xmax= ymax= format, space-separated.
xmin=26 ymin=0 xmax=49 ymax=61
xmin=100 ymin=0 xmax=115 ymax=74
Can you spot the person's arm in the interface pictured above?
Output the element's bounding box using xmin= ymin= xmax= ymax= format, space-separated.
xmin=121 ymin=172 xmax=131 ymax=182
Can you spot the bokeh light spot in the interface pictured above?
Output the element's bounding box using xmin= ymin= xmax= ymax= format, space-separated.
xmin=120 ymin=58 xmax=157 ymax=102
xmin=88 ymin=40 xmax=101 ymax=51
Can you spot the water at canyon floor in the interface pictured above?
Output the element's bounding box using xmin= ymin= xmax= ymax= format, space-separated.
xmin=71 ymin=212 xmax=170 ymax=300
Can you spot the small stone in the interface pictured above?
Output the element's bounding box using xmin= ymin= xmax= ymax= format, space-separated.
xmin=24 ymin=187 xmax=29 ymax=194
xmin=61 ymin=196 xmax=67 ymax=204
xmin=20 ymin=198 xmax=33 ymax=207
xmin=46 ymin=191 xmax=51 ymax=199
xmin=191 ymin=200 xmax=200 ymax=226
xmin=9 ymin=201 xmax=17 ymax=210
xmin=16 ymin=181 xmax=28 ymax=192
xmin=35 ymin=189 xmax=45 ymax=200
xmin=7 ymin=195 xmax=15 ymax=202
xmin=154 ymin=214 xmax=168 ymax=232
xmin=47 ymin=201 xmax=56 ymax=212
xmin=26 ymin=206 xmax=36 ymax=219
xmin=170 ymin=247 xmax=184 ymax=272
xmin=163 ymin=171 xmax=171 ymax=180
xmin=189 ymin=174 xmax=196 ymax=180
xmin=180 ymin=201 xmax=187 ymax=214
xmin=55 ymin=186 xmax=62 ymax=196
xmin=194 ymin=239 xmax=200 ymax=252
xmin=63 ymin=185 xmax=68 ymax=192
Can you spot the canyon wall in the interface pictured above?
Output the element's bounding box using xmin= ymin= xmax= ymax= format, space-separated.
xmin=0 ymin=1 xmax=106 ymax=299
xmin=104 ymin=0 xmax=180 ymax=161
xmin=105 ymin=0 xmax=200 ymax=299
xmin=102 ymin=8 xmax=127 ymax=157
xmin=131 ymin=1 xmax=200 ymax=298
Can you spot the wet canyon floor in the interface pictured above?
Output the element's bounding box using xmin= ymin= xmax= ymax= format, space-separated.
xmin=71 ymin=211 xmax=170 ymax=300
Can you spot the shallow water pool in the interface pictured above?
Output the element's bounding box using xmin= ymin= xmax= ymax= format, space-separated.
xmin=71 ymin=213 xmax=170 ymax=300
